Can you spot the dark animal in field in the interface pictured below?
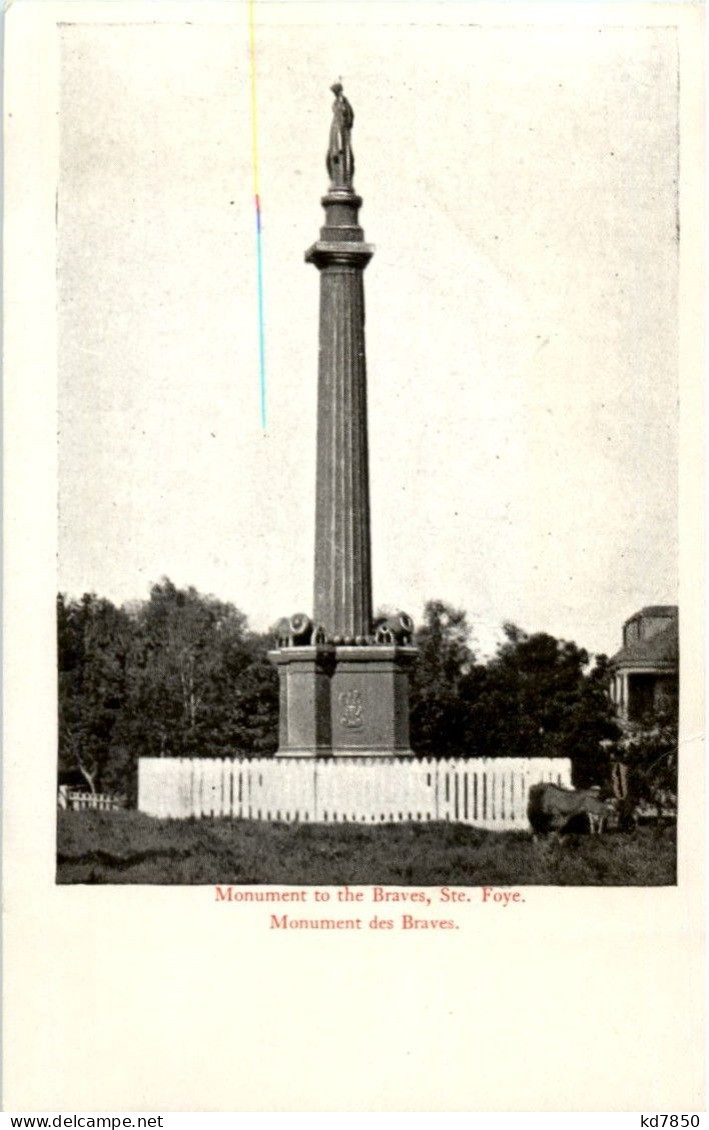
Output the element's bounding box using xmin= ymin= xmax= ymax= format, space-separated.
xmin=527 ymin=782 xmax=617 ymax=837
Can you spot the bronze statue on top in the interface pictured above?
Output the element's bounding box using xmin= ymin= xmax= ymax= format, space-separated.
xmin=326 ymin=82 xmax=354 ymax=189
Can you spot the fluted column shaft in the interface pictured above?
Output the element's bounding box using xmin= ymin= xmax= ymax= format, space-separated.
xmin=313 ymin=263 xmax=371 ymax=638
xmin=306 ymin=191 xmax=374 ymax=640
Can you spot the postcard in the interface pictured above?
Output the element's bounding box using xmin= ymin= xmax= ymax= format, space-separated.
xmin=3 ymin=0 xmax=704 ymax=1112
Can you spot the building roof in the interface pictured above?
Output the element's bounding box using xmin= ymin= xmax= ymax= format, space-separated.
xmin=611 ymin=618 xmax=679 ymax=668
xmin=628 ymin=605 xmax=677 ymax=620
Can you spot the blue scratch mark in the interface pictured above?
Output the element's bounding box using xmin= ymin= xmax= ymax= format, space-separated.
xmin=255 ymin=197 xmax=267 ymax=429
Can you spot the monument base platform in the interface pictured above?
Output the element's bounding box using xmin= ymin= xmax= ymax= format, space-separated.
xmin=268 ymin=644 xmax=418 ymax=758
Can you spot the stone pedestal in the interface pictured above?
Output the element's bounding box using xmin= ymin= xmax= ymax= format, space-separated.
xmin=269 ymin=646 xmax=335 ymax=757
xmin=269 ymin=644 xmax=417 ymax=758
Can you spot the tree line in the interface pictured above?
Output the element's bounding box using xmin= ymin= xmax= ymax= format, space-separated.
xmin=58 ymin=581 xmax=623 ymax=801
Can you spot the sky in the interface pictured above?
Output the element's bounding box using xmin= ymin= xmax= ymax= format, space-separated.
xmin=57 ymin=7 xmax=679 ymax=660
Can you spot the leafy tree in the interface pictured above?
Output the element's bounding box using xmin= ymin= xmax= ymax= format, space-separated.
xmin=604 ymin=711 xmax=678 ymax=826
xmin=194 ymin=624 xmax=279 ymax=755
xmin=404 ymin=608 xmax=619 ymax=779
xmin=121 ymin=578 xmax=278 ymax=759
xmin=409 ymin=600 xmax=478 ymax=757
xmin=58 ymin=580 xmax=280 ymax=801
xmin=57 ymin=592 xmax=132 ymax=794
xmin=124 ymin=579 xmax=246 ymax=757
xmin=465 ymin=624 xmax=618 ymax=782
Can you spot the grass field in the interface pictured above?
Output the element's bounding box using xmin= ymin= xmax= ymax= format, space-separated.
xmin=56 ymin=810 xmax=676 ymax=886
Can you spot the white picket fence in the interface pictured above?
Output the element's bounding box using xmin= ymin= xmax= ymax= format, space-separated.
xmin=58 ymin=787 xmax=125 ymax=812
xmin=138 ymin=756 xmax=571 ymax=830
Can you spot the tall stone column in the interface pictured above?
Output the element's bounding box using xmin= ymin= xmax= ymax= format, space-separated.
xmin=307 ymin=192 xmax=373 ymax=641
xmin=269 ymin=83 xmax=417 ymax=758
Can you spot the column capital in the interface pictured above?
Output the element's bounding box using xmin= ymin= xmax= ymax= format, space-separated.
xmin=305 ymin=241 xmax=375 ymax=271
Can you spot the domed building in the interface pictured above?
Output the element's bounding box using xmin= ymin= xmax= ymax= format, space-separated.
xmin=609 ymin=606 xmax=678 ymax=723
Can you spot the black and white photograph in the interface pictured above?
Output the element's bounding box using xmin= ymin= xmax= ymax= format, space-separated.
xmin=53 ymin=10 xmax=686 ymax=887
xmin=4 ymin=0 xmax=704 ymax=1114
